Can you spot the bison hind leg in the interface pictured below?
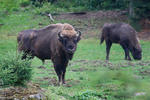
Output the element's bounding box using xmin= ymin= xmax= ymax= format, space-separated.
xmin=106 ymin=40 xmax=112 ymax=60
xmin=42 ymin=59 xmax=45 ymax=65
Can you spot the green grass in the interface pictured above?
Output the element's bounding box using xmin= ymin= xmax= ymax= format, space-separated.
xmin=1 ymin=7 xmax=150 ymax=100
xmin=1 ymin=35 xmax=150 ymax=100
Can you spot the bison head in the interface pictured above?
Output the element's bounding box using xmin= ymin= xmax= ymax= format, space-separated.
xmin=130 ymin=37 xmax=142 ymax=60
xmin=129 ymin=40 xmax=142 ymax=60
xmin=58 ymin=30 xmax=81 ymax=54
xmin=131 ymin=47 xmax=142 ymax=60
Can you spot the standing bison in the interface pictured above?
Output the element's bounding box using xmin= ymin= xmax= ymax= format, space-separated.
xmin=17 ymin=23 xmax=81 ymax=84
xmin=100 ymin=23 xmax=142 ymax=60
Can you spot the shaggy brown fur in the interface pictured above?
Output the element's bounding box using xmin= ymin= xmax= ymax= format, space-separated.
xmin=100 ymin=23 xmax=142 ymax=60
xmin=17 ymin=23 xmax=81 ymax=85
xmin=61 ymin=23 xmax=77 ymax=37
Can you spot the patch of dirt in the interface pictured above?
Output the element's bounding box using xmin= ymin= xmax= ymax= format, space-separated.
xmin=70 ymin=60 xmax=109 ymax=68
xmin=50 ymin=10 xmax=150 ymax=40
xmin=70 ymin=60 xmax=150 ymax=70
xmin=64 ymin=79 xmax=80 ymax=87
xmin=140 ymin=19 xmax=150 ymax=29
xmin=46 ymin=77 xmax=58 ymax=86
xmin=140 ymin=70 xmax=150 ymax=75
xmin=54 ymin=10 xmax=127 ymax=21
xmin=138 ymin=29 xmax=150 ymax=40
xmin=0 ymin=82 xmax=46 ymax=100
xmin=71 ymin=68 xmax=89 ymax=72
xmin=137 ymin=19 xmax=150 ymax=40
xmin=37 ymin=77 xmax=80 ymax=87
xmin=49 ymin=10 xmax=128 ymax=39
xmin=37 ymin=65 xmax=46 ymax=69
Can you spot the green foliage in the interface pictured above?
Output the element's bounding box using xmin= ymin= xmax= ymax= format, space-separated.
xmin=0 ymin=51 xmax=32 ymax=87
xmin=47 ymin=0 xmax=129 ymax=11
xmin=30 ymin=0 xmax=56 ymax=7
xmin=33 ymin=2 xmax=68 ymax=14
xmin=0 ymin=0 xmax=149 ymax=22
xmin=28 ymin=0 xmax=150 ymax=22
xmin=20 ymin=0 xmax=31 ymax=7
xmin=0 ymin=0 xmax=20 ymax=13
xmin=72 ymin=90 xmax=106 ymax=100
xmin=30 ymin=0 xmax=128 ymax=10
xmin=133 ymin=0 xmax=150 ymax=20
xmin=72 ymin=70 xmax=148 ymax=100
xmin=128 ymin=0 xmax=150 ymax=30
xmin=101 ymin=0 xmax=128 ymax=10
xmin=0 ymin=0 xmax=150 ymax=99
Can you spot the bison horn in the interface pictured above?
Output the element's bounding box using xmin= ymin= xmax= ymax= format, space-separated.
xmin=76 ymin=30 xmax=81 ymax=42
xmin=58 ymin=32 xmax=64 ymax=38
xmin=76 ymin=30 xmax=81 ymax=37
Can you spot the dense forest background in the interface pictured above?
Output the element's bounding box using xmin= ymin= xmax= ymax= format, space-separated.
xmin=0 ymin=0 xmax=150 ymax=20
xmin=0 ymin=0 xmax=150 ymax=31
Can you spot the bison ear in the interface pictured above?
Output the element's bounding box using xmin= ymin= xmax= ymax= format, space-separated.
xmin=76 ymin=30 xmax=81 ymax=42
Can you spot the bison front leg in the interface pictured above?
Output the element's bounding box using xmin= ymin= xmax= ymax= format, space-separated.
xmin=52 ymin=57 xmax=68 ymax=85
xmin=54 ymin=65 xmax=62 ymax=85
xmin=62 ymin=68 xmax=66 ymax=84
xmin=121 ymin=43 xmax=131 ymax=61
xmin=124 ymin=48 xmax=131 ymax=60
xmin=54 ymin=66 xmax=68 ymax=85
xmin=62 ymin=61 xmax=68 ymax=84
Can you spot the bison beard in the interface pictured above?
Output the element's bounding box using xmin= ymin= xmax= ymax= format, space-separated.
xmin=17 ymin=23 xmax=81 ymax=85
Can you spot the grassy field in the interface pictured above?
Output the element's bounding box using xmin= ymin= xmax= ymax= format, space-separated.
xmin=1 ymin=9 xmax=150 ymax=100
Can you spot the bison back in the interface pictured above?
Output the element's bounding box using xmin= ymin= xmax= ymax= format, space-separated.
xmin=17 ymin=30 xmax=36 ymax=52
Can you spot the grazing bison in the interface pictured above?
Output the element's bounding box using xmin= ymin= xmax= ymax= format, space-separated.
xmin=17 ymin=23 xmax=81 ymax=84
xmin=100 ymin=23 xmax=142 ymax=60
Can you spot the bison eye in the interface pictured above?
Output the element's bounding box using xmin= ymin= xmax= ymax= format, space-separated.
xmin=62 ymin=37 xmax=68 ymax=44
xmin=63 ymin=38 xmax=67 ymax=41
xmin=73 ymin=39 xmax=77 ymax=43
xmin=73 ymin=38 xmax=77 ymax=43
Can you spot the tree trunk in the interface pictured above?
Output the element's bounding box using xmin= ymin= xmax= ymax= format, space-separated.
xmin=129 ymin=0 xmax=135 ymax=18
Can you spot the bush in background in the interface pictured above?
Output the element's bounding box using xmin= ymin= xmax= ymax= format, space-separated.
xmin=20 ymin=0 xmax=31 ymax=7
xmin=0 ymin=0 xmax=20 ymax=13
xmin=0 ymin=51 xmax=32 ymax=87
xmin=131 ymin=0 xmax=150 ymax=20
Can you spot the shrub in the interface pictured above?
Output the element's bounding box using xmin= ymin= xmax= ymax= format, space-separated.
xmin=20 ymin=0 xmax=31 ymax=7
xmin=87 ymin=70 xmax=145 ymax=100
xmin=0 ymin=0 xmax=20 ymax=13
xmin=72 ymin=90 xmax=106 ymax=100
xmin=0 ymin=51 xmax=32 ymax=87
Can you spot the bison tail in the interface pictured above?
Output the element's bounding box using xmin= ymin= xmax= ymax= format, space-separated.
xmin=17 ymin=33 xmax=21 ymax=43
xmin=100 ymin=34 xmax=104 ymax=44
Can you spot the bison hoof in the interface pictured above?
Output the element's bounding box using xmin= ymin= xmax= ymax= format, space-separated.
xmin=125 ymin=57 xmax=131 ymax=61
xmin=63 ymin=82 xmax=66 ymax=84
xmin=127 ymin=58 xmax=132 ymax=61
xmin=58 ymin=82 xmax=65 ymax=86
xmin=58 ymin=82 xmax=61 ymax=86
xmin=105 ymin=60 xmax=109 ymax=63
